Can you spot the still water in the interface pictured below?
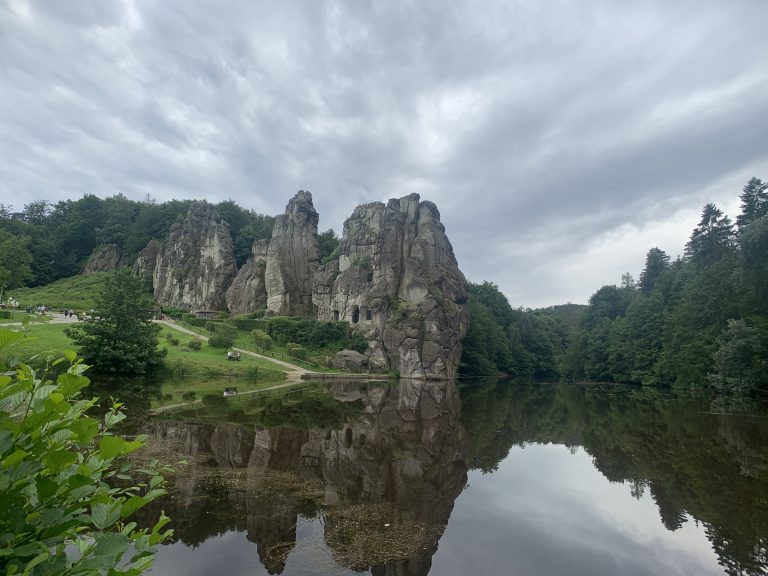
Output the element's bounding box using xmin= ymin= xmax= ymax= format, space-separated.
xmin=133 ymin=380 xmax=768 ymax=576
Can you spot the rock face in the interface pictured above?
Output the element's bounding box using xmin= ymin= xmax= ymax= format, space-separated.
xmin=82 ymin=244 xmax=127 ymax=273
xmin=264 ymin=191 xmax=320 ymax=316
xmin=132 ymin=239 xmax=160 ymax=284
xmin=225 ymin=239 xmax=269 ymax=314
xmin=313 ymin=194 xmax=469 ymax=379
xmin=152 ymin=202 xmax=237 ymax=310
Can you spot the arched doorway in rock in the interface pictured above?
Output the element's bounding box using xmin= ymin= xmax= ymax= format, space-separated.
xmin=351 ymin=306 xmax=359 ymax=324
xmin=333 ymin=310 xmax=339 ymax=321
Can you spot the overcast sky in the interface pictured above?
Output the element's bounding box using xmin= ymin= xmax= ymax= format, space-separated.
xmin=2 ymin=0 xmax=767 ymax=307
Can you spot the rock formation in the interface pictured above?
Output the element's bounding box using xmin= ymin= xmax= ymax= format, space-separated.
xmin=82 ymin=244 xmax=127 ymax=273
xmin=225 ymin=239 xmax=269 ymax=314
xmin=264 ymin=191 xmax=320 ymax=316
xmin=151 ymin=201 xmax=237 ymax=310
xmin=313 ymin=194 xmax=469 ymax=379
xmin=127 ymin=190 xmax=468 ymax=378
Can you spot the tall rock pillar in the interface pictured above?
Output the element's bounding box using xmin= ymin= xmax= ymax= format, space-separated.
xmin=264 ymin=190 xmax=320 ymax=316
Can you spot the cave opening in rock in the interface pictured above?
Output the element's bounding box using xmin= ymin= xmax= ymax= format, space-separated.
xmin=352 ymin=306 xmax=360 ymax=324
xmin=366 ymin=308 xmax=372 ymax=321
xmin=333 ymin=310 xmax=339 ymax=321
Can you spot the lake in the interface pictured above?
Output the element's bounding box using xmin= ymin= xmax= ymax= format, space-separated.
xmin=132 ymin=379 xmax=768 ymax=576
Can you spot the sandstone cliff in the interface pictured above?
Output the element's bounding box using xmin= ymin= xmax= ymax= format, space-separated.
xmin=151 ymin=201 xmax=237 ymax=310
xmin=225 ymin=239 xmax=269 ymax=314
xmin=82 ymin=244 xmax=127 ymax=273
xmin=264 ymin=191 xmax=320 ymax=316
xmin=313 ymin=194 xmax=469 ymax=379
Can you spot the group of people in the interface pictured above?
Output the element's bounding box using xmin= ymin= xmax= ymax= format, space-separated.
xmin=63 ymin=309 xmax=77 ymax=318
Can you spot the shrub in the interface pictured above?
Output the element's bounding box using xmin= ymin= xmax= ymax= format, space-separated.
xmin=206 ymin=322 xmax=237 ymax=348
xmin=0 ymin=310 xmax=11 ymax=319
xmin=188 ymin=338 xmax=202 ymax=350
xmin=0 ymin=329 xmax=172 ymax=574
xmin=286 ymin=342 xmax=306 ymax=359
xmin=251 ymin=329 xmax=273 ymax=350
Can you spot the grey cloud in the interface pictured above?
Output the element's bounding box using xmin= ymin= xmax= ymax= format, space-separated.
xmin=2 ymin=0 xmax=768 ymax=305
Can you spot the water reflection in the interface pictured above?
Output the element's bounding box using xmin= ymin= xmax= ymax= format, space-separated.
xmin=459 ymin=380 xmax=768 ymax=576
xmin=126 ymin=378 xmax=768 ymax=575
xmin=141 ymin=380 xmax=467 ymax=575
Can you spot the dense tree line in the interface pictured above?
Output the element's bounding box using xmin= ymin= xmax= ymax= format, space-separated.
xmin=563 ymin=177 xmax=768 ymax=395
xmin=0 ymin=194 xmax=274 ymax=288
xmin=459 ymin=281 xmax=578 ymax=380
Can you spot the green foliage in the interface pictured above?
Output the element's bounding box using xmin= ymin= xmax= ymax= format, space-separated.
xmin=684 ymin=203 xmax=736 ymax=266
xmin=558 ymin=177 xmax=768 ymax=395
xmin=0 ymin=229 xmax=34 ymax=289
xmin=64 ymin=269 xmax=166 ymax=374
xmin=709 ymin=319 xmax=768 ymax=395
xmin=460 ymin=282 xmax=569 ymax=379
xmin=318 ymin=229 xmax=341 ymax=264
xmin=206 ymin=323 xmax=237 ymax=349
xmin=251 ymin=329 xmax=273 ymax=350
xmin=250 ymin=316 xmax=364 ymax=352
xmin=187 ymin=338 xmax=202 ymax=351
xmin=0 ymin=330 xmax=172 ymax=575
xmin=286 ymin=342 xmax=306 ymax=359
xmin=215 ymin=200 xmax=274 ymax=268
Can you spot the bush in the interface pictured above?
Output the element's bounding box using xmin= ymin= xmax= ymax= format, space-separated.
xmin=251 ymin=329 xmax=273 ymax=350
xmin=207 ymin=322 xmax=237 ymax=348
xmin=286 ymin=342 xmax=306 ymax=359
xmin=0 ymin=310 xmax=11 ymax=319
xmin=188 ymin=338 xmax=202 ymax=350
xmin=0 ymin=329 xmax=172 ymax=574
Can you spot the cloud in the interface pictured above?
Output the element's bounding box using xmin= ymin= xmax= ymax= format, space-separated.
xmin=2 ymin=0 xmax=767 ymax=306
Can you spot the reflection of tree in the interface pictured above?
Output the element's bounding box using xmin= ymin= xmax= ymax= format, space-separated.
xmin=459 ymin=380 xmax=768 ymax=575
xmin=141 ymin=380 xmax=467 ymax=575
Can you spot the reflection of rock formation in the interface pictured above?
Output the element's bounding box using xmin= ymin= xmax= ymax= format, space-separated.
xmin=144 ymin=380 xmax=467 ymax=575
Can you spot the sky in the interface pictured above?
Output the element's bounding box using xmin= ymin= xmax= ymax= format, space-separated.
xmin=2 ymin=0 xmax=768 ymax=308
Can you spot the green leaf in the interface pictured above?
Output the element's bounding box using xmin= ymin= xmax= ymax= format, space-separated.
xmin=3 ymin=449 xmax=29 ymax=468
xmin=57 ymin=372 xmax=89 ymax=397
xmin=120 ymin=496 xmax=148 ymax=519
xmin=0 ymin=429 xmax=12 ymax=456
xmin=99 ymin=436 xmax=128 ymax=460
xmin=0 ymin=329 xmax=24 ymax=351
xmin=71 ymin=417 xmax=99 ymax=443
xmin=90 ymin=502 xmax=122 ymax=530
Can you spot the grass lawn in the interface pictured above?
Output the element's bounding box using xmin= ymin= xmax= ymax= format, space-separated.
xmin=1 ymin=322 xmax=78 ymax=359
xmin=158 ymin=325 xmax=289 ymax=378
xmin=0 ymin=322 xmax=289 ymax=380
xmin=0 ymin=313 xmax=50 ymax=324
xmin=9 ymin=273 xmax=111 ymax=312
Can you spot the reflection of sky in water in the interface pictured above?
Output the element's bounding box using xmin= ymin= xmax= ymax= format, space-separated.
xmin=431 ymin=444 xmax=721 ymax=576
xmin=150 ymin=443 xmax=723 ymax=576
xmin=152 ymin=515 xmax=364 ymax=576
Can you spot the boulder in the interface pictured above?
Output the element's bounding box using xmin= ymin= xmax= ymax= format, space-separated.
xmin=332 ymin=349 xmax=369 ymax=372
xmin=152 ymin=201 xmax=237 ymax=310
xmin=82 ymin=244 xmax=127 ymax=274
xmin=264 ymin=191 xmax=320 ymax=316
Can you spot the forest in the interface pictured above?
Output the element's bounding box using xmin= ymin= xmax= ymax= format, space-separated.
xmin=460 ymin=177 xmax=768 ymax=396
xmin=0 ymin=195 xmax=275 ymax=288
